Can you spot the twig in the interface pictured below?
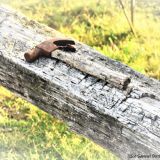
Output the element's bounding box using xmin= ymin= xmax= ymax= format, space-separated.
xmin=131 ymin=0 xmax=135 ymax=26
xmin=118 ymin=0 xmax=137 ymax=37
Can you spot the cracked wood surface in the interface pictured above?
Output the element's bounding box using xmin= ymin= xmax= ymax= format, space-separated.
xmin=0 ymin=6 xmax=160 ymax=160
xmin=51 ymin=51 xmax=131 ymax=89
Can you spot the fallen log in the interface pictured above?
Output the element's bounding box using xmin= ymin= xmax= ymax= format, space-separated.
xmin=0 ymin=6 xmax=160 ymax=160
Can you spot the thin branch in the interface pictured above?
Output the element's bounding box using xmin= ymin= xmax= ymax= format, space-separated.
xmin=118 ymin=0 xmax=137 ymax=37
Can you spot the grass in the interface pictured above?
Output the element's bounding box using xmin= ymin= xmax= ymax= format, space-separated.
xmin=0 ymin=0 xmax=160 ymax=159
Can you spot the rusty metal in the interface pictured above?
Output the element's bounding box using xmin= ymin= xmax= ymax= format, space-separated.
xmin=24 ymin=38 xmax=76 ymax=62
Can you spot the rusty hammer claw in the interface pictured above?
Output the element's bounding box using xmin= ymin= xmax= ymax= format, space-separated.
xmin=24 ymin=38 xmax=76 ymax=62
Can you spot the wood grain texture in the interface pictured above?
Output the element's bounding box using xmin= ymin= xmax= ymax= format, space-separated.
xmin=0 ymin=6 xmax=160 ymax=160
xmin=51 ymin=50 xmax=131 ymax=89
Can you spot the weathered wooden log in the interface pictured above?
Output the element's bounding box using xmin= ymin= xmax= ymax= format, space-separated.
xmin=0 ymin=6 xmax=160 ymax=160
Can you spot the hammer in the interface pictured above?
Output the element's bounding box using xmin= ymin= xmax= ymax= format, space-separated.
xmin=24 ymin=38 xmax=76 ymax=62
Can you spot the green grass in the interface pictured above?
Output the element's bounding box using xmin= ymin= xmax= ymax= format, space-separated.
xmin=0 ymin=0 xmax=160 ymax=159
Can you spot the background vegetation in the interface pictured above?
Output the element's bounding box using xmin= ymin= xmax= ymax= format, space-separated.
xmin=0 ymin=0 xmax=160 ymax=159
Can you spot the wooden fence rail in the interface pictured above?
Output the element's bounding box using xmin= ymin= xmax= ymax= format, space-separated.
xmin=0 ymin=7 xmax=160 ymax=160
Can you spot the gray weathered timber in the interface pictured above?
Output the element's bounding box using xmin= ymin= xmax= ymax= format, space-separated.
xmin=51 ymin=51 xmax=131 ymax=89
xmin=0 ymin=6 xmax=160 ymax=160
